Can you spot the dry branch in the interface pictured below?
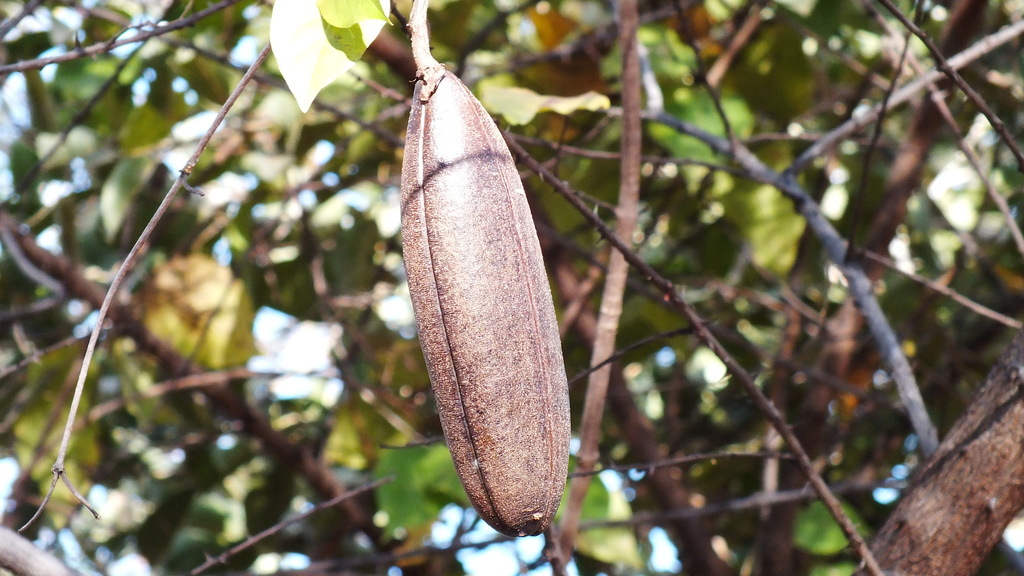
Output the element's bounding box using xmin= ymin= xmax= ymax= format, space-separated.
xmin=861 ymin=330 xmax=1024 ymax=576
xmin=0 ymin=527 xmax=78 ymax=576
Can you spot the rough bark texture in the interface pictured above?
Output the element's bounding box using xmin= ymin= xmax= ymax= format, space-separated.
xmin=400 ymin=71 xmax=570 ymax=537
xmin=757 ymin=1 xmax=990 ymax=573
xmin=859 ymin=330 xmax=1024 ymax=576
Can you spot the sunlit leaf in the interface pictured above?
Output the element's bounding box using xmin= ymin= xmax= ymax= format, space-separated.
xmin=271 ymin=0 xmax=389 ymax=112
xmin=317 ymin=0 xmax=389 ymax=29
xmin=324 ymin=406 xmax=369 ymax=469
xmin=136 ymin=254 xmax=256 ymax=369
xmin=35 ymin=126 xmax=98 ymax=170
xmin=715 ymin=179 xmax=805 ymax=275
xmin=774 ymin=0 xmax=818 ymax=17
xmin=810 ymin=562 xmax=858 ymax=576
xmin=374 ymin=443 xmax=467 ymax=538
xmin=121 ymin=104 xmax=174 ymax=151
xmin=480 ymin=85 xmax=610 ymax=125
xmin=563 ymin=475 xmax=643 ymax=569
xmin=527 ymin=5 xmax=576 ymax=49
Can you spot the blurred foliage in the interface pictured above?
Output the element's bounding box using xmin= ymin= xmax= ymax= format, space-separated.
xmin=2 ymin=0 xmax=1024 ymax=575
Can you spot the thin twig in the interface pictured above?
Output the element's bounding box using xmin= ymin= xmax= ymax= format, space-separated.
xmin=506 ymin=136 xmax=886 ymax=576
xmin=557 ymin=0 xmax=642 ymax=559
xmin=581 ymin=480 xmax=902 ymax=529
xmin=846 ymin=18 xmax=914 ymax=257
xmin=651 ymin=110 xmax=940 ymax=457
xmin=790 ymin=16 xmax=1024 ymax=172
xmin=927 ymin=90 xmax=1024 ymax=259
xmin=84 ymin=368 xmax=287 ymax=423
xmin=510 ymin=133 xmax=745 ymax=176
xmin=0 ymin=226 xmax=64 ymax=295
xmin=189 ymin=477 xmax=392 ymax=575
xmin=14 ymin=38 xmax=142 ymax=196
xmin=566 ymin=327 xmax=693 ymax=387
xmin=284 ymin=479 xmax=891 ymax=573
xmin=874 ymin=0 xmax=1024 ymax=173
xmin=0 ymin=0 xmax=44 ymax=40
xmin=706 ymin=5 xmax=764 ymax=89
xmin=18 ymin=43 xmax=273 ymax=533
xmin=0 ymin=0 xmax=245 ymax=76
xmin=861 ymin=250 xmax=1022 ymax=329
xmin=568 ymin=450 xmax=795 ymax=477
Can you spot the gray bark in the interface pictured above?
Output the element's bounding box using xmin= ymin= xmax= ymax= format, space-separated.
xmin=0 ymin=527 xmax=78 ymax=576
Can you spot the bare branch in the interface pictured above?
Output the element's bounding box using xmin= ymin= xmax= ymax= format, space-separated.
xmin=507 ymin=137 xmax=885 ymax=576
xmin=190 ymin=478 xmax=392 ymax=575
xmin=557 ymin=0 xmax=642 ymax=559
xmin=791 ymin=17 xmax=1024 ymax=172
xmin=861 ymin=251 xmax=1022 ymax=329
xmin=17 ymin=43 xmax=273 ymax=531
xmin=0 ymin=526 xmax=79 ymax=576
xmin=874 ymin=0 xmax=1024 ymax=173
xmin=568 ymin=450 xmax=795 ymax=477
xmin=649 ymin=111 xmax=940 ymax=457
xmin=0 ymin=0 xmax=246 ymax=76
xmin=860 ymin=330 xmax=1024 ymax=576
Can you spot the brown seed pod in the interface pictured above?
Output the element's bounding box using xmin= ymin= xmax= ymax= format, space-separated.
xmin=400 ymin=70 xmax=571 ymax=537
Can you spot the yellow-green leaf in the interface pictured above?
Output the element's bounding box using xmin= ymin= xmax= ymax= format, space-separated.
xmin=794 ymin=501 xmax=867 ymax=556
xmin=136 ymin=254 xmax=256 ymax=369
xmin=480 ymin=85 xmax=610 ymax=125
xmin=716 ymin=178 xmax=805 ymax=275
xmin=270 ymin=0 xmax=388 ymax=112
xmin=317 ymin=0 xmax=389 ymax=29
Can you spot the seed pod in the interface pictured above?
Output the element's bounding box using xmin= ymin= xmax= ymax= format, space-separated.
xmin=400 ymin=71 xmax=571 ymax=537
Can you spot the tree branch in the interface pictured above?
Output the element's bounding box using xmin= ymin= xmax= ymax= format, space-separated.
xmin=860 ymin=329 xmax=1024 ymax=576
xmin=557 ymin=0 xmax=643 ymax=559
xmin=0 ymin=527 xmax=78 ymax=576
xmin=510 ymin=136 xmax=884 ymax=575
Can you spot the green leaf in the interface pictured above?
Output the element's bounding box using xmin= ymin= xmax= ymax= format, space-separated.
xmin=570 ymin=478 xmax=643 ymax=568
xmin=715 ymin=178 xmax=805 ymax=275
xmin=244 ymin=461 xmax=297 ymax=536
xmin=321 ymin=20 xmax=370 ymax=55
xmin=100 ymin=156 xmax=153 ymax=243
xmin=324 ymin=406 xmax=369 ymax=470
xmin=774 ymin=0 xmax=818 ymax=17
xmin=138 ymin=489 xmax=196 ymax=563
xmin=317 ymin=0 xmax=389 ymax=29
xmin=270 ymin=0 xmax=389 ymax=112
xmin=650 ymin=89 xmax=753 ymax=162
xmin=121 ymin=104 xmax=174 ymax=151
xmin=374 ymin=443 xmax=467 ymax=538
xmin=136 ymin=254 xmax=256 ymax=369
xmin=35 ymin=126 xmax=98 ymax=170
xmin=480 ymin=84 xmax=611 ymax=125
xmin=8 ymin=140 xmax=39 ymax=189
xmin=794 ymin=501 xmax=867 ymax=556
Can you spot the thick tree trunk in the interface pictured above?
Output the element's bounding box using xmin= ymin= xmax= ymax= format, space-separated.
xmin=859 ymin=330 xmax=1024 ymax=576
